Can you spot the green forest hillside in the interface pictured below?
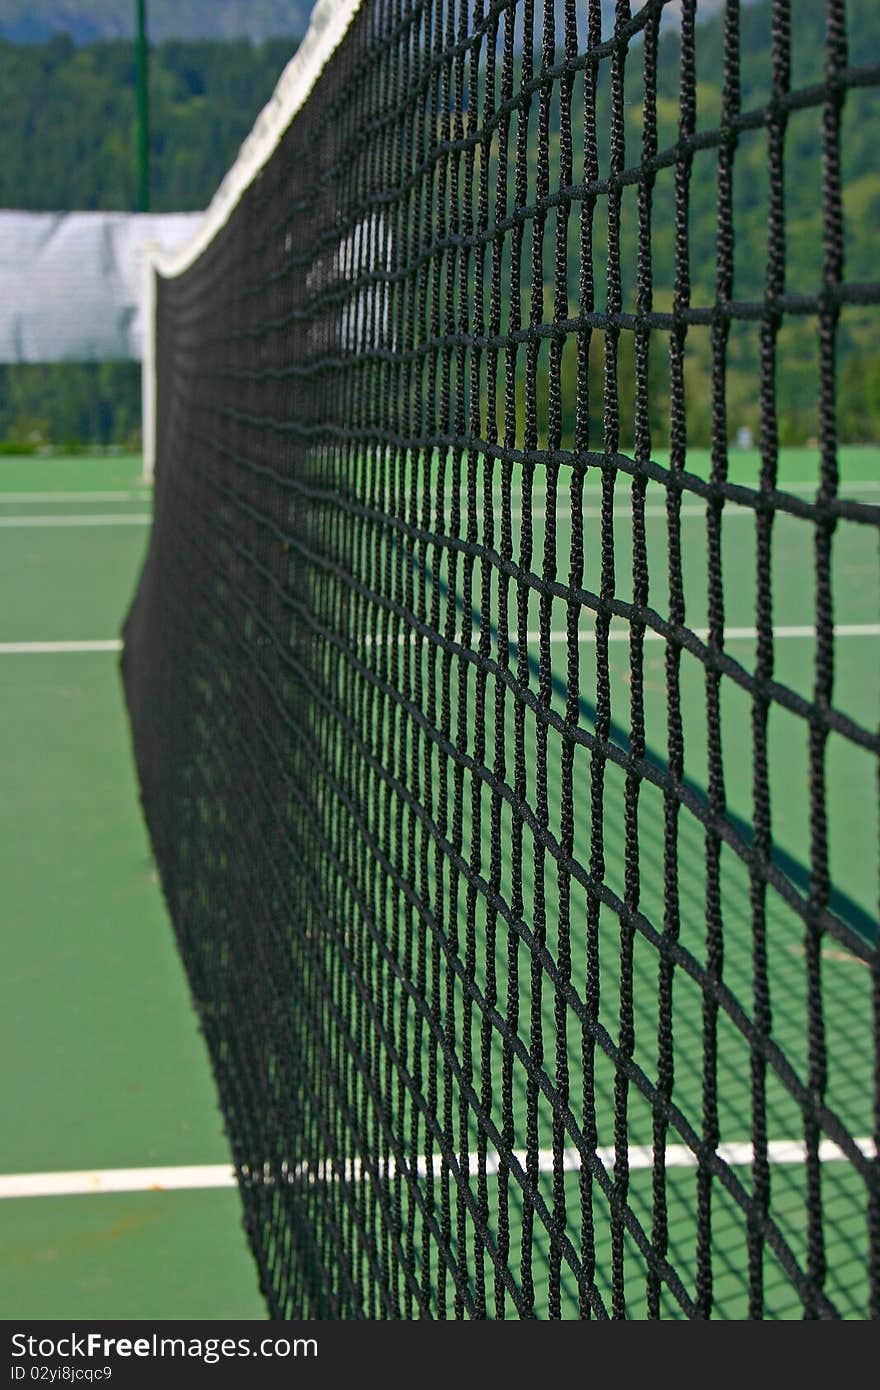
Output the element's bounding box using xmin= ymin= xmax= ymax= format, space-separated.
xmin=538 ymin=0 xmax=880 ymax=448
xmin=0 ymin=34 xmax=298 ymax=211
xmin=0 ymin=0 xmax=312 ymax=45
xmin=0 ymin=35 xmax=299 ymax=447
xmin=1 ymin=0 xmax=878 ymax=448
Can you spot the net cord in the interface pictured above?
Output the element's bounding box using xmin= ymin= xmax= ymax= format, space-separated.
xmin=140 ymin=0 xmax=364 ymax=480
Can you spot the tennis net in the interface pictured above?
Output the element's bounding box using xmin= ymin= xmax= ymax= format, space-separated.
xmin=122 ymin=0 xmax=880 ymax=1318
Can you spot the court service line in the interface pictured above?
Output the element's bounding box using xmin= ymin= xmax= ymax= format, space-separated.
xmin=512 ymin=480 xmax=880 ymax=494
xmin=300 ymin=1137 xmax=877 ymax=1184
xmin=0 ymin=641 xmax=123 ymax=655
xmin=761 ymin=480 xmax=880 ymax=492
xmin=0 ymin=1166 xmax=236 ymax=1199
xmin=0 ymin=491 xmax=149 ymax=504
xmin=436 ymin=483 xmax=880 ymax=498
xmin=1 ymin=484 xmax=874 ymax=510
xmin=3 ymin=628 xmax=875 ymax=658
xmin=364 ymin=624 xmax=879 ymax=647
xmin=510 ymin=505 xmax=756 ymax=520
xmin=0 ymin=515 xmax=151 ymax=528
xmin=525 ymin=624 xmax=880 ymax=645
xmin=489 ymin=498 xmax=879 ymax=520
xmin=2 ymin=1136 xmax=874 ymax=1198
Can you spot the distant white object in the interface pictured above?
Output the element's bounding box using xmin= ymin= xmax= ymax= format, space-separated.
xmin=0 ymin=210 xmax=201 ymax=364
xmin=142 ymin=0 xmax=362 ymax=481
xmin=735 ymin=426 xmax=754 ymax=449
xmin=151 ymin=0 xmax=361 ymax=283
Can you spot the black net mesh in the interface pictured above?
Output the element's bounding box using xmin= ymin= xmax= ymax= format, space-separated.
xmin=122 ymin=0 xmax=880 ymax=1318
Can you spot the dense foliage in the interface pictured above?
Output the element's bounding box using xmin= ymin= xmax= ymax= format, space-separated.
xmin=1 ymin=0 xmax=877 ymax=448
xmin=0 ymin=33 xmax=297 ymax=211
xmin=0 ymin=33 xmax=298 ymax=448
xmin=0 ymin=0 xmax=311 ymax=45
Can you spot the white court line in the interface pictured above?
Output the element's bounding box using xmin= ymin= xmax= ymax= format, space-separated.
xmin=4 ymin=629 xmax=872 ymax=658
xmin=481 ymin=497 xmax=879 ymax=519
xmin=310 ymin=1137 xmax=877 ymax=1184
xmin=0 ymin=641 xmax=123 ymax=654
xmin=0 ymin=1166 xmax=236 ymax=1200
xmin=434 ymin=482 xmax=880 ymax=518
xmin=522 ymin=481 xmax=880 ymax=494
xmin=779 ymin=480 xmax=880 ymax=492
xmin=0 ymin=485 xmax=871 ymax=508
xmin=543 ymin=505 xmax=752 ymax=519
xmin=436 ymin=483 xmax=880 ymax=495
xmin=619 ymin=481 xmax=879 ymax=494
xmin=0 ymin=514 xmax=151 ymax=528
xmin=523 ymin=624 xmax=880 ymax=645
xmin=3 ymin=1137 xmax=873 ymax=1198
xmin=364 ymin=624 xmax=879 ymax=647
xmin=0 ymin=491 xmax=149 ymax=504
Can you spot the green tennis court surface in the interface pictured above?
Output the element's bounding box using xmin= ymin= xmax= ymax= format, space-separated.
xmin=172 ymin=440 xmax=877 ymax=1318
xmin=3 ymin=448 xmax=876 ymax=1318
xmin=0 ymin=453 xmax=264 ymax=1319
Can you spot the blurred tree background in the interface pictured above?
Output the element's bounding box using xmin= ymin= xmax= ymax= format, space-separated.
xmin=0 ymin=33 xmax=298 ymax=449
xmin=0 ymin=0 xmax=877 ymax=450
xmin=0 ymin=0 xmax=311 ymax=44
